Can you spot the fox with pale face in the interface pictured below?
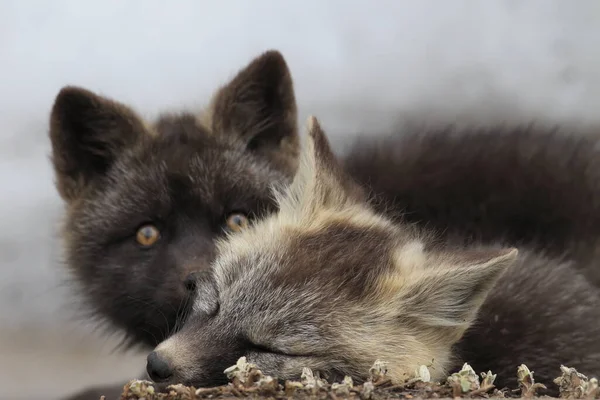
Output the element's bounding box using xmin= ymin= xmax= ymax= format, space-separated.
xmin=147 ymin=117 xmax=600 ymax=395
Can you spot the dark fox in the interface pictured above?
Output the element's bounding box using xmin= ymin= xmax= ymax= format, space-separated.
xmin=148 ymin=116 xmax=600 ymax=395
xmin=50 ymin=50 xmax=299 ymax=351
xmin=50 ymin=50 xmax=600 ymax=399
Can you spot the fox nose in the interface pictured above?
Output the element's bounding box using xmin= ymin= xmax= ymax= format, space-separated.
xmin=146 ymin=351 xmax=173 ymax=382
xmin=183 ymin=272 xmax=198 ymax=292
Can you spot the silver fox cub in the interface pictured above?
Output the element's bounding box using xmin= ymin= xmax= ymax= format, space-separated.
xmin=147 ymin=117 xmax=600 ymax=394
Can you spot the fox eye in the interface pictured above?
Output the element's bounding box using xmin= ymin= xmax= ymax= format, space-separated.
xmin=136 ymin=224 xmax=160 ymax=247
xmin=225 ymin=212 xmax=249 ymax=232
xmin=246 ymin=341 xmax=305 ymax=358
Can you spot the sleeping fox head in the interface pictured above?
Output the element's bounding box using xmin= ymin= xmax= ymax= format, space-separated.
xmin=49 ymin=50 xmax=299 ymax=348
xmin=147 ymin=116 xmax=518 ymax=387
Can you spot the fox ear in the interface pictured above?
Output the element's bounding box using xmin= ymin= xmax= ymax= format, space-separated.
xmin=49 ymin=86 xmax=147 ymax=201
xmin=209 ymin=50 xmax=299 ymax=174
xmin=277 ymin=116 xmax=367 ymax=215
xmin=399 ymin=247 xmax=518 ymax=341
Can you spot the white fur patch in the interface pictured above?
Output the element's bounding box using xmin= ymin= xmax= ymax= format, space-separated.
xmin=396 ymin=241 xmax=426 ymax=271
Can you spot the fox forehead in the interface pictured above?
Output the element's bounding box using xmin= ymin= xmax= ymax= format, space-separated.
xmin=210 ymin=205 xmax=425 ymax=305
xmin=106 ymin=122 xmax=281 ymax=194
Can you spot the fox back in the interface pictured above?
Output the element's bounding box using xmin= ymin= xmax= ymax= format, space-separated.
xmin=150 ymin=117 xmax=600 ymax=396
xmin=344 ymin=126 xmax=600 ymax=285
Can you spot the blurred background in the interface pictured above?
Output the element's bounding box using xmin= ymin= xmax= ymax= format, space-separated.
xmin=1 ymin=1 xmax=599 ymax=399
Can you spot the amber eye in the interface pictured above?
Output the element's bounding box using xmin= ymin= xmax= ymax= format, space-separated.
xmin=136 ymin=224 xmax=160 ymax=247
xmin=225 ymin=212 xmax=249 ymax=232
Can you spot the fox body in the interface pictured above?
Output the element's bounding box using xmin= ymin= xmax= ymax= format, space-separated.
xmin=149 ymin=117 xmax=600 ymax=395
xmin=50 ymin=50 xmax=600 ymax=398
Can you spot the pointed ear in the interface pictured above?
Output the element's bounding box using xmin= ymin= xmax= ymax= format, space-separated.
xmin=209 ymin=50 xmax=299 ymax=174
xmin=276 ymin=116 xmax=366 ymax=215
xmin=399 ymin=247 xmax=518 ymax=340
xmin=49 ymin=86 xmax=148 ymax=202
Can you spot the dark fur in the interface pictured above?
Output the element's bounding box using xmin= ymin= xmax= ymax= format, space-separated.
xmin=343 ymin=126 xmax=600 ymax=286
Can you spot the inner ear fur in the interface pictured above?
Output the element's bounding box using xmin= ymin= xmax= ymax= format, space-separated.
xmin=398 ymin=247 xmax=518 ymax=340
xmin=209 ymin=50 xmax=299 ymax=174
xmin=49 ymin=86 xmax=148 ymax=201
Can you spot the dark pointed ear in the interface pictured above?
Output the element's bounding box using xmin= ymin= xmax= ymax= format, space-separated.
xmin=277 ymin=116 xmax=367 ymax=215
xmin=399 ymin=247 xmax=518 ymax=341
xmin=209 ymin=50 xmax=299 ymax=174
xmin=49 ymin=86 xmax=148 ymax=202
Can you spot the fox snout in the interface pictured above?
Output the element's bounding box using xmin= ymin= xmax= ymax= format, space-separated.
xmin=146 ymin=324 xmax=243 ymax=388
xmin=146 ymin=350 xmax=174 ymax=383
xmin=146 ymin=339 xmax=195 ymax=387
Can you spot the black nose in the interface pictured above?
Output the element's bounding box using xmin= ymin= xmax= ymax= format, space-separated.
xmin=146 ymin=351 xmax=173 ymax=382
xmin=184 ymin=272 xmax=198 ymax=291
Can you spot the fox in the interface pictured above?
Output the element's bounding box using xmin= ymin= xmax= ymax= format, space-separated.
xmin=147 ymin=116 xmax=600 ymax=396
xmin=50 ymin=50 xmax=600 ymax=399
xmin=50 ymin=50 xmax=300 ymax=352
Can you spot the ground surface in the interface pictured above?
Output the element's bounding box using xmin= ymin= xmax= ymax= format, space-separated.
xmin=114 ymin=359 xmax=599 ymax=400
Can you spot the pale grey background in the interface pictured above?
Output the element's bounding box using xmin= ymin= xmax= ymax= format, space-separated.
xmin=1 ymin=1 xmax=599 ymax=399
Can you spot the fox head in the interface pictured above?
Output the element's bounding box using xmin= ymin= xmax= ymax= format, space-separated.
xmin=49 ymin=50 xmax=299 ymax=348
xmin=147 ymin=116 xmax=518 ymax=387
